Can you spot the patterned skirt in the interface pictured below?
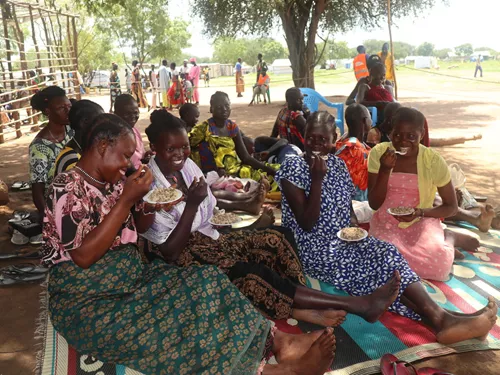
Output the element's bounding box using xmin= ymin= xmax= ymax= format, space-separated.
xmin=169 ymin=228 xmax=306 ymax=320
xmin=48 ymin=244 xmax=271 ymax=375
xmin=131 ymin=83 xmax=148 ymax=108
xmin=298 ymin=235 xmax=422 ymax=320
xmin=110 ymin=83 xmax=121 ymax=105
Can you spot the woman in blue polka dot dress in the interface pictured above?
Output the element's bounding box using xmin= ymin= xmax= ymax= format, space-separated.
xmin=276 ymin=110 xmax=497 ymax=344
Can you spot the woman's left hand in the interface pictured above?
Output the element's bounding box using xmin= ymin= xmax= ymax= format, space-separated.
xmin=393 ymin=208 xmax=423 ymax=223
xmin=143 ymin=199 xmax=180 ymax=214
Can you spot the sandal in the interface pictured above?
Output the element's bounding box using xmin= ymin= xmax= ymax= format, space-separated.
xmin=11 ymin=181 xmax=31 ymax=191
xmin=8 ymin=211 xmax=31 ymax=223
xmin=9 ymin=220 xmax=42 ymax=239
xmin=380 ymin=354 xmax=417 ymax=375
xmin=418 ymin=368 xmax=454 ymax=375
xmin=0 ymin=263 xmax=48 ymax=286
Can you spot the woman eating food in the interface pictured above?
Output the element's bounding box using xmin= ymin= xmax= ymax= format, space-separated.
xmin=41 ymin=112 xmax=342 ymax=375
xmin=276 ymin=110 xmax=497 ymax=345
xmin=368 ymin=107 xmax=479 ymax=280
xmin=141 ymin=109 xmax=419 ymax=328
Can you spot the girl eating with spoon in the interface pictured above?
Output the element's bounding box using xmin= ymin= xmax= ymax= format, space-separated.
xmin=368 ymin=107 xmax=463 ymax=281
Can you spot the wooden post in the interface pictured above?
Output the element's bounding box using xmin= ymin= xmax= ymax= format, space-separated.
xmin=1 ymin=2 xmax=14 ymax=90
xmin=38 ymin=8 xmax=52 ymax=71
xmin=387 ymin=0 xmax=397 ymax=99
xmin=71 ymin=16 xmax=80 ymax=99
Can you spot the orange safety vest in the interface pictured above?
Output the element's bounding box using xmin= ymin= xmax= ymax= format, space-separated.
xmin=353 ymin=54 xmax=369 ymax=81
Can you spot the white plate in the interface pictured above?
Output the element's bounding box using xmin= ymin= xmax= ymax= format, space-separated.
xmin=387 ymin=207 xmax=415 ymax=216
xmin=337 ymin=228 xmax=368 ymax=242
xmin=208 ymin=215 xmax=243 ymax=227
xmin=143 ymin=188 xmax=183 ymax=205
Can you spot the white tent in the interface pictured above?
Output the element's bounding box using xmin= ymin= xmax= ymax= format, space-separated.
xmin=404 ymin=56 xmax=438 ymax=69
xmin=269 ymin=59 xmax=293 ymax=74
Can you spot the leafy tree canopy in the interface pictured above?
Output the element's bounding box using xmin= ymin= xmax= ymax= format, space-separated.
xmin=416 ymin=42 xmax=434 ymax=56
xmin=434 ymin=48 xmax=452 ymax=59
xmin=455 ymin=43 xmax=473 ymax=57
xmin=213 ymin=37 xmax=287 ymax=65
xmin=80 ymin=0 xmax=190 ymax=66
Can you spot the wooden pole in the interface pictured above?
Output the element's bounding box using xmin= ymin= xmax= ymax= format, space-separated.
xmin=1 ymin=2 xmax=14 ymax=90
xmin=71 ymin=15 xmax=80 ymax=99
xmin=387 ymin=0 xmax=398 ymax=99
xmin=28 ymin=5 xmax=42 ymax=65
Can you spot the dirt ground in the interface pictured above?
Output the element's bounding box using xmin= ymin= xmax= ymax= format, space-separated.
xmin=1 ymin=75 xmax=499 ymax=374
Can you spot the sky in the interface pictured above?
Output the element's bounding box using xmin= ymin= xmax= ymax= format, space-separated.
xmin=173 ymin=0 xmax=499 ymax=58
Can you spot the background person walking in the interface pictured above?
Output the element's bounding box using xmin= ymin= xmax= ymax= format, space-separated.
xmin=235 ymin=58 xmax=245 ymax=97
xmin=474 ymin=55 xmax=483 ymax=78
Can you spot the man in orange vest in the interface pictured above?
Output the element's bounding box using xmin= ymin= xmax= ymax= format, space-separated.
xmin=353 ymin=45 xmax=369 ymax=81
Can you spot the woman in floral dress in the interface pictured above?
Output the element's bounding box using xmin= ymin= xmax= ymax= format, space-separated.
xmin=42 ymin=113 xmax=337 ymax=375
xmin=29 ymin=86 xmax=73 ymax=220
xmin=276 ymin=110 xmax=497 ymax=345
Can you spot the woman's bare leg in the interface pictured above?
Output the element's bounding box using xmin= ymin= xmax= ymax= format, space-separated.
xmin=402 ymin=282 xmax=497 ymax=344
xmin=450 ymin=205 xmax=495 ymax=233
xmin=444 ymin=229 xmax=480 ymax=258
xmin=292 ymin=271 xmax=401 ymax=323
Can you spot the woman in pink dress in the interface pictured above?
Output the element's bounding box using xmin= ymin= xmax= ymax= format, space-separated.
xmin=189 ymin=57 xmax=201 ymax=105
xmin=368 ymin=107 xmax=457 ymax=281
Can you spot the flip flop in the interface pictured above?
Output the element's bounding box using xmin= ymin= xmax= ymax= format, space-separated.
xmin=418 ymin=367 xmax=455 ymax=375
xmin=11 ymin=181 xmax=31 ymax=190
xmin=19 ymin=182 xmax=31 ymax=191
xmin=11 ymin=181 xmax=23 ymax=189
xmin=0 ymin=263 xmax=48 ymax=286
xmin=380 ymin=354 xmax=417 ymax=375
xmin=8 ymin=211 xmax=31 ymax=223
xmin=0 ymin=249 xmax=42 ymax=260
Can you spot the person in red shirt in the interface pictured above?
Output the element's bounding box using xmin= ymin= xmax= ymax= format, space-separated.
xmin=336 ymin=104 xmax=372 ymax=201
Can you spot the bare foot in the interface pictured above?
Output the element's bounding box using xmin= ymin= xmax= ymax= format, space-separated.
xmin=250 ymin=207 xmax=275 ymax=229
xmin=474 ymin=205 xmax=495 ymax=232
xmin=260 ymin=176 xmax=271 ymax=192
xmin=447 ymin=297 xmax=497 ymax=317
xmin=445 ymin=229 xmax=480 ymax=252
xmin=454 ymin=248 xmax=466 ymax=260
xmin=292 ymin=309 xmax=346 ymax=327
xmin=243 ymin=181 xmax=267 ymax=215
xmin=436 ymin=299 xmax=498 ymax=344
xmin=272 ymin=328 xmax=336 ymax=375
xmin=491 ymin=211 xmax=500 ymax=230
xmin=352 ymin=271 xmax=401 ymax=323
xmin=273 ymin=329 xmax=324 ymax=363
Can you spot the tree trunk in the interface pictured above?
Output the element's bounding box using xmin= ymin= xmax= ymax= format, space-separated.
xmin=278 ymin=0 xmax=325 ymax=89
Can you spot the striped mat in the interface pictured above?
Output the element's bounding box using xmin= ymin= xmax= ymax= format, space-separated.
xmin=37 ymin=228 xmax=500 ymax=375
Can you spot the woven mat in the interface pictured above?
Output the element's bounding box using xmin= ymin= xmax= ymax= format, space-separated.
xmin=36 ymin=223 xmax=500 ymax=375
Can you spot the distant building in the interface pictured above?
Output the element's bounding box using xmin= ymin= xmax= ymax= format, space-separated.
xmin=404 ymin=56 xmax=438 ymax=69
xmin=269 ymin=59 xmax=293 ymax=74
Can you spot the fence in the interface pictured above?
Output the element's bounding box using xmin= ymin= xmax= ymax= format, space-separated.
xmin=0 ymin=0 xmax=79 ymax=144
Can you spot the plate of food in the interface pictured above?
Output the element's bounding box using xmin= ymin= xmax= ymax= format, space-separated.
xmin=337 ymin=227 xmax=368 ymax=242
xmin=143 ymin=187 xmax=183 ymax=205
xmin=209 ymin=211 xmax=243 ymax=227
xmin=387 ymin=206 xmax=415 ymax=216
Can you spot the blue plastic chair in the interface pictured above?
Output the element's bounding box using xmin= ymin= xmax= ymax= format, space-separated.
xmin=368 ymin=106 xmax=378 ymax=126
xmin=299 ymin=88 xmax=345 ymax=134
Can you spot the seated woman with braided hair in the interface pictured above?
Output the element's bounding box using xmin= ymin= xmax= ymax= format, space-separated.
xmin=42 ymin=112 xmax=343 ymax=375
xmin=276 ymin=110 xmax=497 ymax=345
xmin=140 ymin=109 xmax=421 ymax=329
